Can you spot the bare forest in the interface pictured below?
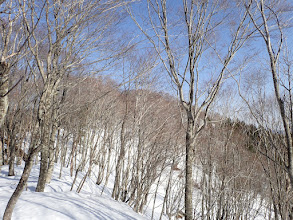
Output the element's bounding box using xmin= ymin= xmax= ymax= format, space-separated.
xmin=0 ymin=0 xmax=293 ymax=219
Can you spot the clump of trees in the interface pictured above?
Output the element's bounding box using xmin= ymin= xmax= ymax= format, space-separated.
xmin=0 ymin=0 xmax=293 ymax=219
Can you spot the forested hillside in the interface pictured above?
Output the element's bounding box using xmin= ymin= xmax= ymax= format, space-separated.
xmin=0 ymin=0 xmax=293 ymax=219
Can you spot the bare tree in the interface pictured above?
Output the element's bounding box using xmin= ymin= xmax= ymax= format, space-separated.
xmin=245 ymin=0 xmax=293 ymax=188
xmin=128 ymin=1 xmax=252 ymax=218
xmin=17 ymin=0 xmax=125 ymax=192
xmin=6 ymin=70 xmax=32 ymax=176
xmin=0 ymin=0 xmax=27 ymax=170
xmin=242 ymin=0 xmax=293 ymax=218
xmin=2 ymin=0 xmax=128 ymax=218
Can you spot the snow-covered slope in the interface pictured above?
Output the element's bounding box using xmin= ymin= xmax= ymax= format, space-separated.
xmin=0 ymin=164 xmax=148 ymax=220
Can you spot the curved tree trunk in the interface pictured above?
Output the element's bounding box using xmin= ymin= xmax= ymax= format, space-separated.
xmin=3 ymin=148 xmax=38 ymax=220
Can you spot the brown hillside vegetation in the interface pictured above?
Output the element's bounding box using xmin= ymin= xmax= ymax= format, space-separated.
xmin=3 ymin=74 xmax=290 ymax=218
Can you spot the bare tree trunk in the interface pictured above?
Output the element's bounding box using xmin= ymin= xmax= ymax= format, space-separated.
xmin=70 ymin=165 xmax=81 ymax=191
xmin=46 ymin=148 xmax=55 ymax=183
xmin=3 ymin=148 xmax=38 ymax=220
xmin=46 ymin=110 xmax=58 ymax=184
xmin=246 ymin=0 xmax=293 ymax=190
xmin=0 ymin=62 xmax=9 ymax=171
xmin=36 ymin=86 xmax=55 ymax=192
xmin=185 ymin=117 xmax=194 ymax=220
xmin=112 ymin=117 xmax=126 ymax=200
xmin=128 ymin=1 xmax=250 ymax=218
xmin=0 ymin=139 xmax=3 ymax=169
xmin=159 ymin=160 xmax=174 ymax=220
xmin=101 ymin=142 xmax=113 ymax=195
xmin=36 ymin=147 xmax=49 ymax=192
xmin=0 ymin=62 xmax=9 ymax=127
xmin=8 ymin=138 xmax=16 ymax=176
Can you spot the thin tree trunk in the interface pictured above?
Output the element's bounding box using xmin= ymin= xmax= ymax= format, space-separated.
xmin=8 ymin=138 xmax=16 ymax=176
xmin=152 ymin=155 xmax=167 ymax=220
xmin=77 ymin=160 xmax=94 ymax=193
xmin=112 ymin=118 xmax=126 ymax=200
xmin=54 ymin=129 xmax=61 ymax=163
xmin=70 ymin=165 xmax=80 ymax=191
xmin=101 ymin=143 xmax=113 ymax=195
xmin=151 ymin=175 xmax=161 ymax=220
xmin=0 ymin=61 xmax=9 ymax=127
xmin=0 ymin=61 xmax=9 ymax=172
xmin=159 ymin=163 xmax=173 ymax=220
xmin=0 ymin=140 xmax=3 ymax=170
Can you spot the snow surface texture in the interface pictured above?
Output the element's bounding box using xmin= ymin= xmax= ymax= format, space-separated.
xmin=0 ymin=164 xmax=148 ymax=220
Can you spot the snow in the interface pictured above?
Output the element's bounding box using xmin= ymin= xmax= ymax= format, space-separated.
xmin=0 ymin=164 xmax=148 ymax=220
xmin=0 ymin=152 xmax=271 ymax=220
